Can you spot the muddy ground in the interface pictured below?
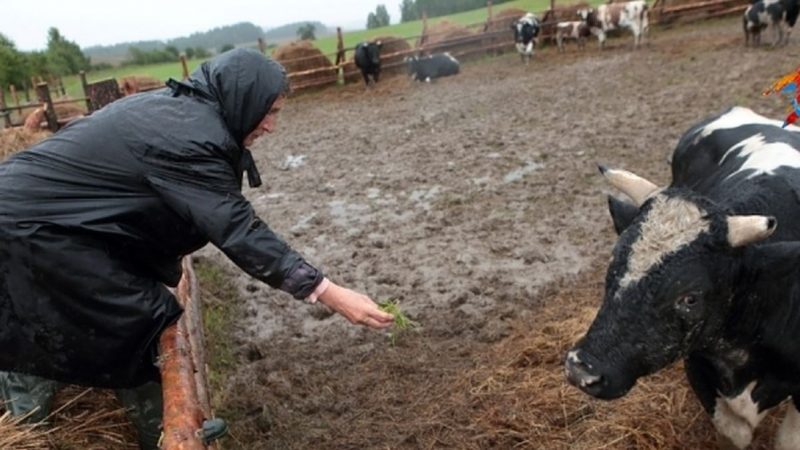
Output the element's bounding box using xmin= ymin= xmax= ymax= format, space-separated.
xmin=198 ymin=17 xmax=800 ymax=450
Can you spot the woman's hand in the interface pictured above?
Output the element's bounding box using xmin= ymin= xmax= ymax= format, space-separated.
xmin=317 ymin=282 xmax=395 ymax=330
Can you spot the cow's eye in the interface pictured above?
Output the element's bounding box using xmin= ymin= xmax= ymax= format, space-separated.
xmin=677 ymin=294 xmax=698 ymax=309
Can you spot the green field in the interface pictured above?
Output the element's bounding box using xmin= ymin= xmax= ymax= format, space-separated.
xmin=5 ymin=0 xmax=602 ymax=104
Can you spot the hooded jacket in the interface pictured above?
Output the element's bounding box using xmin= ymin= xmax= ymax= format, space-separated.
xmin=0 ymin=49 xmax=323 ymax=388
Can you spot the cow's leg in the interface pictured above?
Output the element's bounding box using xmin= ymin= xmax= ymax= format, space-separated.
xmin=773 ymin=22 xmax=783 ymax=47
xmin=374 ymin=68 xmax=381 ymax=83
xmin=775 ymin=400 xmax=800 ymax=450
xmin=361 ymin=71 xmax=370 ymax=86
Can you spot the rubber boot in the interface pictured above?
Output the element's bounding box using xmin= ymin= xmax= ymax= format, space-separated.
xmin=0 ymin=371 xmax=61 ymax=423
xmin=115 ymin=381 xmax=164 ymax=450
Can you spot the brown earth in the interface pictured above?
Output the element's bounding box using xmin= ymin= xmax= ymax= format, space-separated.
xmin=202 ymin=16 xmax=800 ymax=450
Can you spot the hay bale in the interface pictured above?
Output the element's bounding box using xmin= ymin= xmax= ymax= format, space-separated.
xmin=485 ymin=7 xmax=529 ymax=32
xmin=119 ymin=75 xmax=164 ymax=96
xmin=343 ymin=36 xmax=414 ymax=83
xmin=273 ymin=41 xmax=337 ymax=91
xmin=0 ymin=127 xmax=51 ymax=159
xmin=421 ymin=20 xmax=480 ymax=58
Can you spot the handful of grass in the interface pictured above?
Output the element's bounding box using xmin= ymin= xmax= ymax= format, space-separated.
xmin=378 ymin=299 xmax=419 ymax=345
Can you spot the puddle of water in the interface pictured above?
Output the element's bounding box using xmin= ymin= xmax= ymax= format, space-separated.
xmin=281 ymin=154 xmax=307 ymax=170
xmin=504 ymin=162 xmax=543 ymax=183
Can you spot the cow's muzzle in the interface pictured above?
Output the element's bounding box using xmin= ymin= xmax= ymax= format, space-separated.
xmin=565 ymin=350 xmax=603 ymax=394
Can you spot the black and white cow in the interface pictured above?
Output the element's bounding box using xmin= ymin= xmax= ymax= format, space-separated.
xmin=354 ymin=41 xmax=383 ymax=86
xmin=743 ymin=0 xmax=800 ymax=46
xmin=511 ymin=13 xmax=541 ymax=64
xmin=565 ymin=106 xmax=800 ymax=449
xmin=577 ymin=0 xmax=649 ymax=49
xmin=556 ymin=20 xmax=591 ymax=52
xmin=404 ymin=53 xmax=460 ymax=82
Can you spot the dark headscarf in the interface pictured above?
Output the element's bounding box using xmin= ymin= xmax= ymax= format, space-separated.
xmin=168 ymin=48 xmax=288 ymax=146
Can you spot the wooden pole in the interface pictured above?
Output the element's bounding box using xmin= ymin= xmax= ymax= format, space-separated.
xmin=418 ymin=11 xmax=429 ymax=52
xmin=257 ymin=37 xmax=266 ymax=54
xmin=79 ymin=71 xmax=92 ymax=112
xmin=180 ymin=55 xmax=190 ymax=80
xmin=9 ymin=84 xmax=19 ymax=107
xmin=0 ymin=88 xmax=10 ymax=128
xmin=335 ymin=27 xmax=345 ymax=66
xmin=551 ymin=0 xmax=556 ymax=13
xmin=35 ymin=82 xmax=58 ymax=132
xmin=23 ymin=81 xmax=30 ymax=103
xmin=487 ymin=0 xmax=493 ymax=22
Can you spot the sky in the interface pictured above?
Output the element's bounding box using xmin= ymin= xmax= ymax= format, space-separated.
xmin=3 ymin=0 xmax=403 ymax=51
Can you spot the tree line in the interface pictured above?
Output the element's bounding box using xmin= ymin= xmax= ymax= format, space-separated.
xmin=398 ymin=0 xmax=515 ymax=22
xmin=0 ymin=28 xmax=89 ymax=91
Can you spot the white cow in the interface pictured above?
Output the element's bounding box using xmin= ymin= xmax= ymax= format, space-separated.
xmin=577 ymin=0 xmax=650 ymax=49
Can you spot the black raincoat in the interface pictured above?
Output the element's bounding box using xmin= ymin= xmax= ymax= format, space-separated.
xmin=0 ymin=49 xmax=322 ymax=388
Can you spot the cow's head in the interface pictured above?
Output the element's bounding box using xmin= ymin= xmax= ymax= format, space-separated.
xmin=565 ymin=166 xmax=777 ymax=399
xmin=577 ymin=7 xmax=596 ymax=24
xmin=366 ymin=41 xmax=382 ymax=65
xmin=404 ymin=55 xmax=419 ymax=77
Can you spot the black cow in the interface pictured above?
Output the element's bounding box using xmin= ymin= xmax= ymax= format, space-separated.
xmin=404 ymin=53 xmax=460 ymax=82
xmin=743 ymin=0 xmax=800 ymax=46
xmin=565 ymin=106 xmax=800 ymax=449
xmin=511 ymin=13 xmax=541 ymax=64
xmin=354 ymin=41 xmax=383 ymax=85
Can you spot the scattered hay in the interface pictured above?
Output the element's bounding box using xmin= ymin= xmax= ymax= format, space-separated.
xmin=403 ymin=263 xmax=782 ymax=449
xmin=0 ymin=127 xmax=51 ymax=159
xmin=485 ymin=7 xmax=529 ymax=33
xmin=272 ymin=41 xmax=337 ymax=91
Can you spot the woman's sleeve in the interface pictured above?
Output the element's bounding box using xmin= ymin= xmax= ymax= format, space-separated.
xmin=142 ymin=145 xmax=323 ymax=299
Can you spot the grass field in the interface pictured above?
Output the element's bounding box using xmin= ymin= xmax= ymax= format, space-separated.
xmin=5 ymin=0 xmax=603 ymax=103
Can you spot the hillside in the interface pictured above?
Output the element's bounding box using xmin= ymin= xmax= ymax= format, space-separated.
xmin=264 ymin=21 xmax=334 ymax=44
xmin=83 ymin=22 xmax=264 ymax=65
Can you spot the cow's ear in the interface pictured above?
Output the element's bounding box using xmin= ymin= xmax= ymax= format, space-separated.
xmin=608 ymin=195 xmax=639 ymax=235
xmin=743 ymin=241 xmax=800 ymax=278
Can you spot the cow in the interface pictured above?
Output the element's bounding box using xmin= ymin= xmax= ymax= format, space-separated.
xmin=511 ymin=13 xmax=541 ymax=64
xmin=404 ymin=53 xmax=460 ymax=82
xmin=354 ymin=41 xmax=383 ymax=86
xmin=743 ymin=0 xmax=800 ymax=46
xmin=556 ymin=21 xmax=591 ymax=52
xmin=577 ymin=1 xmax=649 ymax=49
xmin=564 ymin=106 xmax=800 ymax=450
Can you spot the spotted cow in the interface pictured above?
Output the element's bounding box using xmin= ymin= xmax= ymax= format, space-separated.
xmin=556 ymin=21 xmax=591 ymax=52
xmin=578 ymin=0 xmax=650 ymax=49
xmin=743 ymin=0 xmax=800 ymax=46
xmin=565 ymin=106 xmax=800 ymax=450
xmin=511 ymin=13 xmax=541 ymax=64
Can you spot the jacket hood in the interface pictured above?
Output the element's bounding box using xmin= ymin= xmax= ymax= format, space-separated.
xmin=170 ymin=48 xmax=287 ymax=146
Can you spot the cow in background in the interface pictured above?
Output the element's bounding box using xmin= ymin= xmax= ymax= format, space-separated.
xmin=565 ymin=106 xmax=800 ymax=450
xmin=578 ymin=1 xmax=649 ymax=49
xmin=743 ymin=0 xmax=800 ymax=46
xmin=556 ymin=21 xmax=591 ymax=52
xmin=405 ymin=53 xmax=460 ymax=82
xmin=354 ymin=41 xmax=383 ymax=86
xmin=511 ymin=13 xmax=541 ymax=64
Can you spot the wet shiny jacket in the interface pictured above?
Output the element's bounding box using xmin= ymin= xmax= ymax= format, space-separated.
xmin=0 ymin=49 xmax=322 ymax=388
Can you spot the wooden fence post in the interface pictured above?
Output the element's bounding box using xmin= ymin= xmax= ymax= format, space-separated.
xmin=551 ymin=0 xmax=556 ymax=13
xmin=9 ymin=84 xmax=19 ymax=107
xmin=418 ymin=11 xmax=429 ymax=53
xmin=335 ymin=27 xmax=346 ymax=84
xmin=23 ymin=81 xmax=30 ymax=103
xmin=180 ymin=55 xmax=190 ymax=80
xmin=258 ymin=37 xmax=266 ymax=54
xmin=35 ymin=82 xmax=58 ymax=132
xmin=79 ymin=71 xmax=92 ymax=112
xmin=487 ymin=0 xmax=493 ymax=22
xmin=0 ymin=88 xmax=10 ymax=128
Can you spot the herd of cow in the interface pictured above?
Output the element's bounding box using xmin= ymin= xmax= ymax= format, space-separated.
xmin=347 ymin=3 xmax=800 ymax=449
xmin=352 ymin=0 xmax=798 ymax=86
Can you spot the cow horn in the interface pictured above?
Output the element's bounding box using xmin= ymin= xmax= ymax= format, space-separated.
xmin=598 ymin=165 xmax=659 ymax=207
xmin=727 ymin=215 xmax=777 ymax=247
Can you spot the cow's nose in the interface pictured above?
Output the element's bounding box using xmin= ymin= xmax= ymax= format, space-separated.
xmin=565 ymin=350 xmax=602 ymax=390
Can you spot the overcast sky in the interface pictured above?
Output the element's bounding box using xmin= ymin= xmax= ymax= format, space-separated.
xmin=4 ymin=0 xmax=402 ymax=51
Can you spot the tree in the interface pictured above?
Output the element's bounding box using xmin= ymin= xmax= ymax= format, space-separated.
xmin=46 ymin=27 xmax=89 ymax=76
xmin=0 ymin=33 xmax=30 ymax=90
xmin=296 ymin=23 xmax=316 ymax=40
xmin=184 ymin=47 xmax=195 ymax=59
xmin=164 ymin=45 xmax=180 ymax=59
xmin=194 ymin=47 xmax=210 ymax=58
xmin=375 ymin=5 xmax=391 ymax=27
xmin=367 ymin=12 xmax=379 ymax=29
xmin=219 ymin=44 xmax=235 ymax=54
xmin=399 ymin=0 xmax=418 ymax=22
